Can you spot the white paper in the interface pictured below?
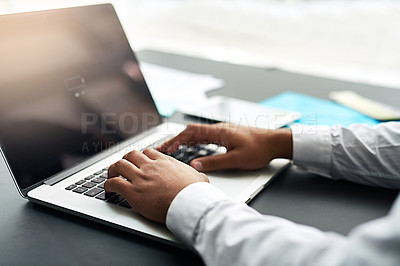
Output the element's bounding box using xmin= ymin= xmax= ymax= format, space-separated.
xmin=140 ymin=62 xmax=225 ymax=116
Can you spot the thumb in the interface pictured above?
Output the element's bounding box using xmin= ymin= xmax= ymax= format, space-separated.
xmin=190 ymin=152 xmax=239 ymax=172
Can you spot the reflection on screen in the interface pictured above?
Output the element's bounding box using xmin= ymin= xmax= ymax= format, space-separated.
xmin=0 ymin=5 xmax=162 ymax=190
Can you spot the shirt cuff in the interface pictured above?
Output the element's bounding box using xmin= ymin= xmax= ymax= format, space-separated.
xmin=166 ymin=182 xmax=229 ymax=247
xmin=292 ymin=125 xmax=332 ymax=177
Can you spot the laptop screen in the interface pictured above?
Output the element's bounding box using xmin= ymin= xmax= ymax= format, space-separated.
xmin=0 ymin=5 xmax=162 ymax=191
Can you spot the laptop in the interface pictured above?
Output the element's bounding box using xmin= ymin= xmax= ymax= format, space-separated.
xmin=0 ymin=4 xmax=290 ymax=247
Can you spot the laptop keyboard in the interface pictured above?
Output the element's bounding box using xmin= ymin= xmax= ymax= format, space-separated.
xmin=163 ymin=143 xmax=219 ymax=164
xmin=64 ymin=167 xmax=132 ymax=208
xmin=65 ymin=144 xmax=219 ymax=209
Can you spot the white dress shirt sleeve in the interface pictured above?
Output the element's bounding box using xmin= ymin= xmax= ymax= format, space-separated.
xmin=167 ymin=183 xmax=400 ymax=266
xmin=293 ymin=122 xmax=400 ymax=189
xmin=166 ymin=122 xmax=400 ymax=266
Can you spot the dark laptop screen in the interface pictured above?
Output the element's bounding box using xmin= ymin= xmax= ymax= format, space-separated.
xmin=0 ymin=5 xmax=162 ymax=191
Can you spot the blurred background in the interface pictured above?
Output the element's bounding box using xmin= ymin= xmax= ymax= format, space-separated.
xmin=1 ymin=0 xmax=400 ymax=90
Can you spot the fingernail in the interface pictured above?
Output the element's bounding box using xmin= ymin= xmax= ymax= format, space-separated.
xmin=192 ymin=161 xmax=203 ymax=171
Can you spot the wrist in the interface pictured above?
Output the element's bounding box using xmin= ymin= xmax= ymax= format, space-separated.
xmin=271 ymin=128 xmax=293 ymax=160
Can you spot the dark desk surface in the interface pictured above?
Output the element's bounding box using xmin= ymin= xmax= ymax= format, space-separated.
xmin=1 ymin=50 xmax=398 ymax=265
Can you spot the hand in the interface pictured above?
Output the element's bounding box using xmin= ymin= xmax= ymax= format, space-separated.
xmin=158 ymin=123 xmax=293 ymax=172
xmin=104 ymin=148 xmax=209 ymax=224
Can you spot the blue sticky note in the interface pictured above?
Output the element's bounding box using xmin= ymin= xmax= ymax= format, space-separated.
xmin=154 ymin=100 xmax=177 ymax=117
xmin=260 ymin=91 xmax=379 ymax=127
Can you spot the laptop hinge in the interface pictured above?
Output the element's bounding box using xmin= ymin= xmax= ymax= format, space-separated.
xmin=44 ymin=175 xmax=70 ymax=186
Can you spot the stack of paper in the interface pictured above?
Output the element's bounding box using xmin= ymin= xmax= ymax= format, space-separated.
xmin=140 ymin=62 xmax=225 ymax=117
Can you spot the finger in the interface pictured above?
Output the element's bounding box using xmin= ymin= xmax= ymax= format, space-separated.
xmin=123 ymin=150 xmax=151 ymax=168
xmin=190 ymin=151 xmax=241 ymax=172
xmin=104 ymin=177 xmax=132 ymax=197
xmin=158 ymin=123 xmax=229 ymax=153
xmin=157 ymin=124 xmax=208 ymax=152
xmin=156 ymin=137 xmax=175 ymax=152
xmin=108 ymin=159 xmax=139 ymax=182
xmin=157 ymin=135 xmax=185 ymax=153
xmin=142 ymin=148 xmax=163 ymax=160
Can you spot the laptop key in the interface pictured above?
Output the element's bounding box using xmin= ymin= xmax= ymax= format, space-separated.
xmin=65 ymin=184 xmax=77 ymax=190
xmin=75 ymin=180 xmax=86 ymax=185
xmin=97 ymin=183 xmax=105 ymax=189
xmin=84 ymin=187 xmax=104 ymax=197
xmin=82 ymin=182 xmax=97 ymax=188
xmin=93 ymin=173 xmax=107 ymax=179
xmin=85 ymin=175 xmax=95 ymax=180
xmin=172 ymin=150 xmax=187 ymax=161
xmin=183 ymin=154 xmax=199 ymax=164
xmin=184 ymin=148 xmax=215 ymax=163
xmin=72 ymin=187 xmax=88 ymax=194
xmin=95 ymin=192 xmax=115 ymax=201
xmin=119 ymin=200 xmax=132 ymax=209
xmin=107 ymin=194 xmax=125 ymax=204
xmin=169 ymin=149 xmax=183 ymax=158
xmin=167 ymin=145 xmax=218 ymax=165
xmin=92 ymin=177 xmax=106 ymax=183
xmin=185 ymin=146 xmax=199 ymax=155
xmin=197 ymin=148 xmax=213 ymax=157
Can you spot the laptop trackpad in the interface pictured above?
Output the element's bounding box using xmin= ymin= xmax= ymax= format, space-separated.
xmin=206 ymin=159 xmax=289 ymax=202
